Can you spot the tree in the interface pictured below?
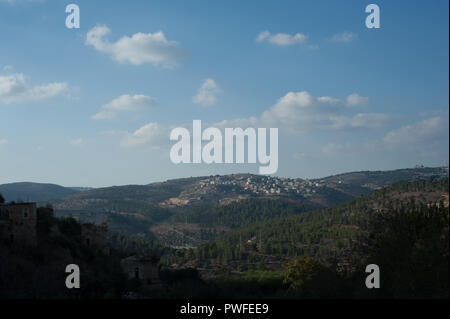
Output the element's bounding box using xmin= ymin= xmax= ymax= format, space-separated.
xmin=361 ymin=203 xmax=449 ymax=298
xmin=0 ymin=193 xmax=4 ymax=204
xmin=283 ymin=256 xmax=342 ymax=298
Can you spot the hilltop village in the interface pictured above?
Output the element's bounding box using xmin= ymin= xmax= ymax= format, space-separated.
xmin=161 ymin=174 xmax=331 ymax=208
xmin=160 ymin=167 xmax=449 ymax=208
xmin=199 ymin=174 xmax=323 ymax=196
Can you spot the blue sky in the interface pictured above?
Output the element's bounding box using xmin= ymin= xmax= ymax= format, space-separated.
xmin=0 ymin=0 xmax=448 ymax=187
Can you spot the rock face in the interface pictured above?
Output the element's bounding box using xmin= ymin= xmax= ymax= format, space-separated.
xmin=0 ymin=202 xmax=37 ymax=246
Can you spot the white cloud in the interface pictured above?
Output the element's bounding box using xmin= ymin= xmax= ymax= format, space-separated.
xmin=121 ymin=90 xmax=386 ymax=150
xmin=192 ymin=78 xmax=220 ymax=107
xmin=317 ymin=96 xmax=340 ymax=104
xmin=92 ymin=94 xmax=156 ymax=120
xmin=256 ymin=31 xmax=308 ymax=46
xmin=321 ymin=115 xmax=449 ymax=159
xmin=293 ymin=152 xmax=307 ymax=160
xmin=103 ymin=94 xmax=155 ymax=111
xmin=85 ymin=25 xmax=185 ymax=67
xmin=70 ymin=138 xmax=84 ymax=147
xmin=259 ymin=91 xmax=383 ymax=132
xmin=92 ymin=110 xmax=116 ymax=120
xmin=121 ymin=122 xmax=167 ymax=148
xmin=383 ymin=116 xmax=449 ymax=150
xmin=0 ymin=138 xmax=8 ymax=145
xmin=328 ymin=113 xmax=388 ymax=130
xmin=331 ymin=32 xmax=357 ymax=43
xmin=214 ymin=90 xmax=385 ymax=133
xmin=2 ymin=65 xmax=13 ymax=71
xmin=346 ymin=93 xmax=368 ymax=106
xmin=0 ymin=73 xmax=67 ymax=104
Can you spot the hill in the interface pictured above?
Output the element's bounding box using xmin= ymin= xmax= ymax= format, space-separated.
xmin=313 ymin=166 xmax=449 ymax=197
xmin=166 ymin=178 xmax=449 ymax=275
xmin=0 ymin=182 xmax=82 ymax=203
xmin=49 ymin=167 xmax=448 ymax=244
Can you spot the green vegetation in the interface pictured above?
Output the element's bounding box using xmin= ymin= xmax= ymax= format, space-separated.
xmin=283 ymin=256 xmax=346 ymax=298
xmin=159 ymin=178 xmax=448 ymax=299
xmin=359 ymin=199 xmax=449 ymax=298
xmin=0 ymin=177 xmax=448 ymax=298
xmin=170 ymin=198 xmax=314 ymax=228
xmin=109 ymin=232 xmax=172 ymax=257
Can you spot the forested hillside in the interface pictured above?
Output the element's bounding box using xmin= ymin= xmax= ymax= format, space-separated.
xmin=164 ymin=178 xmax=449 ymax=275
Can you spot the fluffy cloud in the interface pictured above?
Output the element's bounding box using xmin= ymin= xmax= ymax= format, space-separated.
xmin=258 ymin=91 xmax=383 ymax=132
xmin=317 ymin=96 xmax=340 ymax=104
xmin=121 ymin=122 xmax=168 ymax=148
xmin=85 ymin=25 xmax=185 ymax=67
xmin=121 ymin=90 xmax=386 ymax=150
xmin=92 ymin=110 xmax=116 ymax=120
xmin=192 ymin=78 xmax=220 ymax=107
xmin=0 ymin=138 xmax=8 ymax=145
xmin=321 ymin=115 xmax=449 ymax=158
xmin=383 ymin=116 xmax=449 ymax=151
xmin=256 ymin=31 xmax=308 ymax=46
xmin=328 ymin=113 xmax=388 ymax=130
xmin=331 ymin=32 xmax=357 ymax=43
xmin=0 ymin=73 xmax=67 ymax=104
xmin=70 ymin=138 xmax=84 ymax=147
xmin=92 ymin=94 xmax=156 ymax=120
xmin=346 ymin=93 xmax=368 ymax=106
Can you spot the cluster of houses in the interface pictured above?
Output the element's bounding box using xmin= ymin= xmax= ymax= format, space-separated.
xmin=197 ymin=174 xmax=327 ymax=197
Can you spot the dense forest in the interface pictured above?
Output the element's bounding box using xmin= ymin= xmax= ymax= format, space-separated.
xmin=157 ymin=178 xmax=449 ymax=298
xmin=170 ymin=198 xmax=315 ymax=228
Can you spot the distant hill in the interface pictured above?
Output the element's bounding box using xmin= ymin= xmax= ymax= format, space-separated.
xmin=68 ymin=187 xmax=94 ymax=192
xmin=0 ymin=182 xmax=82 ymax=203
xmin=54 ymin=167 xmax=448 ymax=211
xmin=313 ymin=166 xmax=449 ymax=197
xmin=49 ymin=167 xmax=448 ymax=244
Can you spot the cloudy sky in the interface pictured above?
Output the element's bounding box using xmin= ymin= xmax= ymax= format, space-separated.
xmin=0 ymin=0 xmax=448 ymax=187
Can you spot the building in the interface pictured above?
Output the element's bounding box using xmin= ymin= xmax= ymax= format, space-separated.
xmin=0 ymin=202 xmax=37 ymax=246
xmin=121 ymin=255 xmax=161 ymax=287
xmin=81 ymin=222 xmax=110 ymax=255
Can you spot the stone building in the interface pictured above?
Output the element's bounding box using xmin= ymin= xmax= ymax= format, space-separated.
xmin=81 ymin=222 xmax=110 ymax=255
xmin=121 ymin=255 xmax=161 ymax=286
xmin=0 ymin=202 xmax=37 ymax=246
